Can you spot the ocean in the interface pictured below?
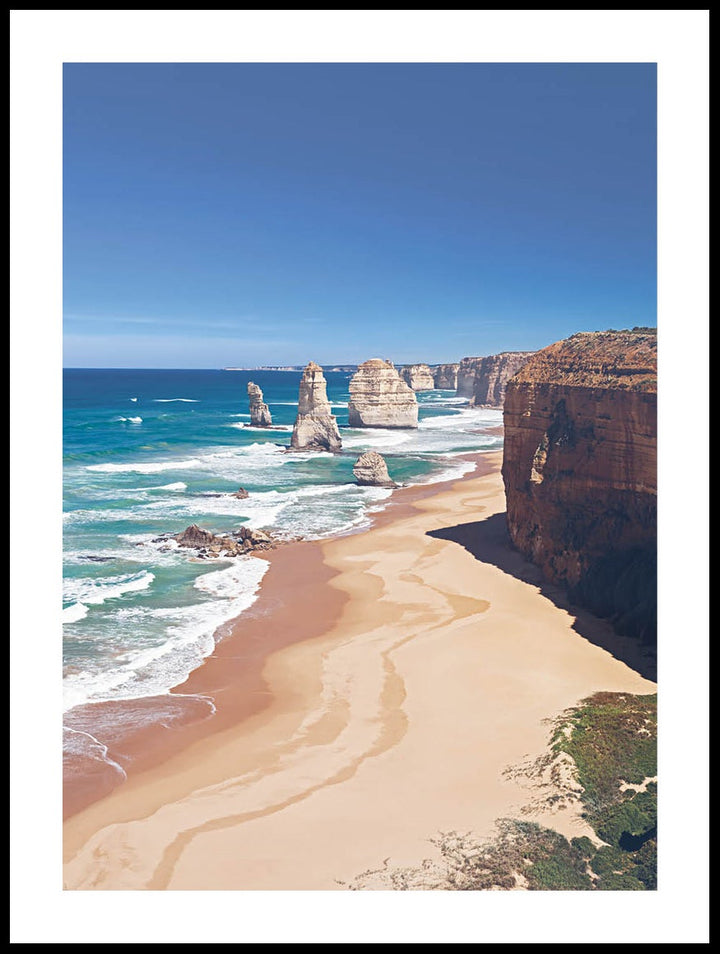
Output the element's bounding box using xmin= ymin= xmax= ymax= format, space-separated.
xmin=62 ymin=368 xmax=502 ymax=802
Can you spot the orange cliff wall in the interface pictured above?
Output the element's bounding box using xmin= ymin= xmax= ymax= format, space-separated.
xmin=501 ymin=329 xmax=657 ymax=643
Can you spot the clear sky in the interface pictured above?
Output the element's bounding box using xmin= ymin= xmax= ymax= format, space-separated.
xmin=63 ymin=62 xmax=656 ymax=368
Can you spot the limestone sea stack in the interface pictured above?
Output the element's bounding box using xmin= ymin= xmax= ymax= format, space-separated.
xmin=290 ymin=362 xmax=342 ymax=451
xmin=469 ymin=351 xmax=536 ymax=407
xmin=247 ymin=382 xmax=273 ymax=426
xmin=502 ymin=328 xmax=657 ymax=643
xmin=348 ymin=359 xmax=418 ymax=429
xmin=399 ymin=364 xmax=435 ymax=391
xmin=433 ymin=363 xmax=459 ymax=389
xmin=352 ymin=451 xmax=397 ymax=488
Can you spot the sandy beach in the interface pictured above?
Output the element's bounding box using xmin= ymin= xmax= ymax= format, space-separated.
xmin=63 ymin=450 xmax=656 ymax=890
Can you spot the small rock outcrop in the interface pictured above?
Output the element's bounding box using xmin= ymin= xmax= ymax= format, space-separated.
xmin=433 ymin=363 xmax=459 ymax=389
xmin=348 ymin=359 xmax=419 ymax=429
xmin=399 ymin=364 xmax=435 ymax=391
xmin=290 ymin=362 xmax=342 ymax=451
xmin=247 ymin=382 xmax=273 ymax=426
xmin=352 ymin=451 xmax=397 ymax=487
xmin=502 ymin=328 xmax=657 ymax=644
xmin=172 ymin=523 xmax=276 ymax=557
xmin=232 ymin=487 xmax=249 ymax=499
xmin=469 ymin=352 xmax=536 ymax=407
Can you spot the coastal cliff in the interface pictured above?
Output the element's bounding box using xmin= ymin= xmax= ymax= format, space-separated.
xmin=399 ymin=364 xmax=435 ymax=391
xmin=502 ymin=329 xmax=657 ymax=643
xmin=348 ymin=359 xmax=419 ymax=429
xmin=290 ymin=362 xmax=342 ymax=451
xmin=456 ymin=357 xmax=483 ymax=397
xmin=247 ymin=382 xmax=273 ymax=426
xmin=469 ymin=352 xmax=535 ymax=407
xmin=433 ymin=363 xmax=459 ymax=390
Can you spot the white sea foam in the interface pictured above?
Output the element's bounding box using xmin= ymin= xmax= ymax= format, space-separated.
xmin=63 ymin=602 xmax=89 ymax=623
xmin=229 ymin=423 xmax=293 ymax=432
xmin=62 ymin=557 xmax=269 ymax=711
xmin=112 ymin=414 xmax=143 ymax=423
xmin=341 ymin=429 xmax=415 ymax=451
xmin=63 ymin=726 xmax=128 ymax=778
xmin=63 ymin=569 xmax=155 ymax=608
xmin=418 ymin=395 xmax=468 ymax=405
xmin=85 ymin=443 xmax=291 ymax=476
xmin=420 ymin=407 xmax=502 ymax=428
xmin=420 ymin=458 xmax=478 ymax=485
xmin=86 ymin=458 xmax=203 ymax=474
xmin=130 ymin=397 xmax=138 ymax=402
xmin=153 ymin=482 xmax=187 ymax=491
xmin=63 ymin=507 xmax=140 ymax=525
xmin=153 ymin=398 xmax=199 ymax=403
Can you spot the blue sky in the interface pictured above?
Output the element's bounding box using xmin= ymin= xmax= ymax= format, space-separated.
xmin=63 ymin=62 xmax=656 ymax=368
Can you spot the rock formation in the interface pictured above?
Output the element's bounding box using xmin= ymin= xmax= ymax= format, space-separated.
xmin=290 ymin=362 xmax=342 ymax=451
xmin=247 ymin=382 xmax=273 ymax=427
xmin=171 ymin=523 xmax=275 ymax=557
xmin=433 ymin=363 xmax=459 ymax=389
xmin=502 ymin=329 xmax=657 ymax=643
xmin=399 ymin=363 xmax=435 ymax=391
xmin=469 ymin=352 xmax=535 ymax=407
xmin=352 ymin=451 xmax=397 ymax=488
xmin=348 ymin=359 xmax=419 ymax=428
xmin=456 ymin=357 xmax=484 ymax=397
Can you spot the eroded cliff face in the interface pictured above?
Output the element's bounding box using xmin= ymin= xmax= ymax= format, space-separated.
xmin=456 ymin=357 xmax=483 ymax=397
xmin=433 ymin=363 xmax=459 ymax=390
xmin=348 ymin=359 xmax=418 ymax=428
xmin=502 ymin=330 xmax=657 ymax=643
xmin=290 ymin=362 xmax=342 ymax=451
xmin=399 ymin=364 xmax=435 ymax=391
xmin=469 ymin=352 xmax=535 ymax=407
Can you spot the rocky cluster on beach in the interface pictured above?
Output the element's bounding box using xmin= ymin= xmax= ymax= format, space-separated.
xmin=502 ymin=328 xmax=657 ymax=642
xmin=290 ymin=362 xmax=342 ymax=451
xmin=169 ymin=523 xmax=277 ymax=558
xmin=399 ymin=363 xmax=435 ymax=391
xmin=247 ymin=382 xmax=273 ymax=426
xmin=352 ymin=450 xmax=397 ymax=488
xmin=348 ymin=359 xmax=418 ymax=428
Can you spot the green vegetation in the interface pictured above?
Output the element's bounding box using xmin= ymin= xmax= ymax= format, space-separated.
xmin=549 ymin=691 xmax=657 ymax=812
xmin=346 ymin=692 xmax=657 ymax=891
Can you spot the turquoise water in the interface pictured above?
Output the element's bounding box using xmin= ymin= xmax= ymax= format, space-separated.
xmin=63 ymin=368 xmax=503 ymax=718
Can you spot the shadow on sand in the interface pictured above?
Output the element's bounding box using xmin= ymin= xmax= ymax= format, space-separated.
xmin=428 ymin=512 xmax=657 ymax=683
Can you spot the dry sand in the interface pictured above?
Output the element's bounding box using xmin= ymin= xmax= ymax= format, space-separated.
xmin=62 ymin=451 xmax=656 ymax=890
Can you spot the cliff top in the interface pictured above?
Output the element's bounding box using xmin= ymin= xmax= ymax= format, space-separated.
xmin=303 ymin=361 xmax=323 ymax=373
xmin=511 ymin=329 xmax=657 ymax=391
xmin=358 ymin=358 xmax=393 ymax=370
